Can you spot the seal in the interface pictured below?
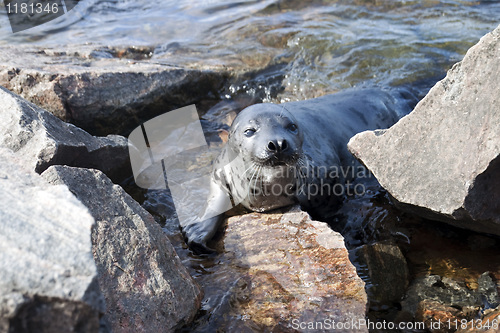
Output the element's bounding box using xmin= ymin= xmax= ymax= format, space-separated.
xmin=182 ymin=87 xmax=412 ymax=252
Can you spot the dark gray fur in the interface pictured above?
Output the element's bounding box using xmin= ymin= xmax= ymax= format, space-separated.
xmin=183 ymin=88 xmax=408 ymax=252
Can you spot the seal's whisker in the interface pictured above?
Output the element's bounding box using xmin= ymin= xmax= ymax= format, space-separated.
xmin=254 ymin=165 xmax=263 ymax=201
xmin=296 ymin=158 xmax=308 ymax=194
xmin=243 ymin=163 xmax=256 ymax=178
xmin=245 ymin=164 xmax=256 ymax=199
xmin=297 ymin=157 xmax=306 ymax=177
xmin=259 ymin=165 xmax=265 ymax=197
xmin=253 ymin=165 xmax=263 ymax=201
xmin=304 ymin=158 xmax=312 ymax=178
xmin=248 ymin=164 xmax=260 ymax=202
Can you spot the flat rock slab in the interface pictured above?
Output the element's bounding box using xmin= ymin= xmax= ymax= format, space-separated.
xmin=42 ymin=166 xmax=203 ymax=333
xmin=0 ymin=86 xmax=129 ymax=181
xmin=348 ymin=24 xmax=500 ymax=236
xmin=0 ymin=44 xmax=279 ymax=136
xmin=0 ymin=148 xmax=103 ymax=333
xmin=209 ymin=207 xmax=367 ymax=332
xmin=0 ymin=44 xmax=229 ymax=135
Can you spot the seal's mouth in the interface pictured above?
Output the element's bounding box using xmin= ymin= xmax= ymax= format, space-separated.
xmin=253 ymin=152 xmax=300 ymax=167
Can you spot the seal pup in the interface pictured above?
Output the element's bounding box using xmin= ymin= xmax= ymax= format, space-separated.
xmin=183 ymin=88 xmax=411 ymax=252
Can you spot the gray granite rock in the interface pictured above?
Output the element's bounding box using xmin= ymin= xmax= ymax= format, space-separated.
xmin=348 ymin=24 xmax=500 ymax=236
xmin=0 ymin=147 xmax=104 ymax=333
xmin=0 ymin=45 xmax=232 ymax=136
xmin=42 ymin=165 xmax=203 ymax=333
xmin=0 ymin=86 xmax=130 ymax=182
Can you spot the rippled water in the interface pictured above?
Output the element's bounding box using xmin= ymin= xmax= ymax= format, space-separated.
xmin=4 ymin=0 xmax=500 ymax=331
xmin=1 ymin=1 xmax=500 ymax=101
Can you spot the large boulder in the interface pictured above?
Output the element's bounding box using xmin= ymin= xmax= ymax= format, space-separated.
xmin=0 ymin=148 xmax=104 ymax=333
xmin=0 ymin=44 xmax=261 ymax=136
xmin=0 ymin=86 xmax=129 ymax=182
xmin=196 ymin=207 xmax=368 ymax=332
xmin=41 ymin=166 xmax=203 ymax=332
xmin=348 ymin=25 xmax=500 ymax=236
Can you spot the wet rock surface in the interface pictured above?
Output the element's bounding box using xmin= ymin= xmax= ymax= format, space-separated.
xmin=187 ymin=207 xmax=368 ymax=332
xmin=456 ymin=305 xmax=500 ymax=333
xmin=41 ymin=166 xmax=203 ymax=333
xmin=400 ymin=273 xmax=500 ymax=332
xmin=348 ymin=24 xmax=500 ymax=236
xmin=0 ymin=86 xmax=130 ymax=182
xmin=0 ymin=44 xmax=283 ymax=136
xmin=0 ymin=148 xmax=104 ymax=333
xmin=330 ymin=177 xmax=500 ymax=332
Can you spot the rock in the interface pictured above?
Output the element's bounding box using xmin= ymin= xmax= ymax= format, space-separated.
xmin=197 ymin=207 xmax=368 ymax=332
xmin=477 ymin=272 xmax=500 ymax=308
xmin=351 ymin=242 xmax=409 ymax=309
xmin=0 ymin=86 xmax=130 ymax=182
xmin=0 ymin=147 xmax=104 ymax=333
xmin=456 ymin=305 xmax=500 ymax=333
xmin=467 ymin=234 xmax=498 ymax=251
xmin=0 ymin=44 xmax=281 ymax=136
xmin=415 ymin=300 xmax=464 ymax=333
xmin=347 ymin=25 xmax=500 ymax=236
xmin=400 ymin=273 xmax=500 ymax=322
xmin=0 ymin=45 xmax=227 ymax=136
xmin=41 ymin=166 xmax=203 ymax=333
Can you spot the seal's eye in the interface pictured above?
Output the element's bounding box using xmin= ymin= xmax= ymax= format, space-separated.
xmin=287 ymin=123 xmax=298 ymax=133
xmin=244 ymin=128 xmax=256 ymax=137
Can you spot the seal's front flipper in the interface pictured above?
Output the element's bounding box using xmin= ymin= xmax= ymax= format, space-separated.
xmin=182 ymin=214 xmax=224 ymax=254
xmin=182 ymin=177 xmax=232 ymax=253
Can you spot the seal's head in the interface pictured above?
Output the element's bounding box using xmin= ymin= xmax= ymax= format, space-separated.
xmin=228 ymin=104 xmax=304 ymax=167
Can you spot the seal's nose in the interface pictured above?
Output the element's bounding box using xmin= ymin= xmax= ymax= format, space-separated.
xmin=267 ymin=139 xmax=288 ymax=153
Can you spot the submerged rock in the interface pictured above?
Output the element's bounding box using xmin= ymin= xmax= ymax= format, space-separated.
xmin=456 ymin=305 xmax=500 ymax=333
xmin=416 ymin=300 xmax=466 ymax=333
xmin=0 ymin=148 xmax=104 ymax=333
xmin=42 ymin=166 xmax=203 ymax=333
xmin=352 ymin=242 xmax=409 ymax=309
xmin=198 ymin=207 xmax=367 ymax=332
xmin=348 ymin=24 xmax=500 ymax=236
xmin=400 ymin=272 xmax=500 ymax=332
xmin=0 ymin=86 xmax=130 ymax=182
xmin=477 ymin=272 xmax=500 ymax=308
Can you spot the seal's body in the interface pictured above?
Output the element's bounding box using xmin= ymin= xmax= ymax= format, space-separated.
xmin=183 ymin=88 xmax=410 ymax=252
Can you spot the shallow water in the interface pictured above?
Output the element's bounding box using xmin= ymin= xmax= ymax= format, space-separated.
xmin=1 ymin=1 xmax=500 ymax=101
xmin=4 ymin=0 xmax=500 ymax=331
